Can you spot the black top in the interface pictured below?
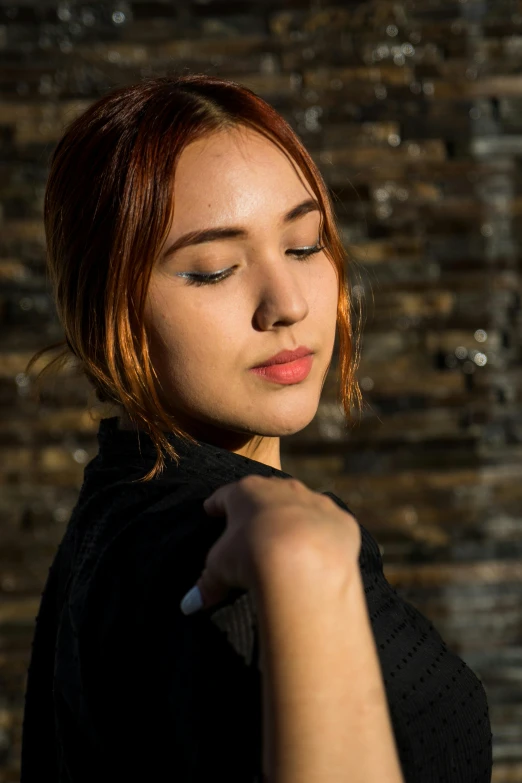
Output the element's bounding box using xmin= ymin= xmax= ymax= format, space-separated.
xmin=21 ymin=417 xmax=493 ymax=782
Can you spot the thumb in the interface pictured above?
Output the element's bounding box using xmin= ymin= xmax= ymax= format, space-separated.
xmin=180 ymin=564 xmax=229 ymax=616
xmin=180 ymin=484 xmax=237 ymax=615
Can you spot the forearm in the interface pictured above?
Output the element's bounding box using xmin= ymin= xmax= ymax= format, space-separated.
xmin=252 ymin=544 xmax=404 ymax=783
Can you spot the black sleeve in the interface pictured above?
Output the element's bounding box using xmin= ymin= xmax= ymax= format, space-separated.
xmin=77 ymin=493 xmax=264 ymax=783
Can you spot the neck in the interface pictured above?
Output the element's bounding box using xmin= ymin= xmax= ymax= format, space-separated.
xmin=116 ymin=410 xmax=283 ymax=471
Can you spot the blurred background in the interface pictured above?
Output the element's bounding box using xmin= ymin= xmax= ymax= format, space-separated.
xmin=1 ymin=0 xmax=521 ymax=781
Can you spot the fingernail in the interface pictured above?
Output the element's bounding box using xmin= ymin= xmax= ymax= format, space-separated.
xmin=180 ymin=585 xmax=204 ymax=615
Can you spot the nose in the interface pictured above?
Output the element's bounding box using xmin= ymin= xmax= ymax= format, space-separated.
xmin=251 ymin=254 xmax=310 ymax=331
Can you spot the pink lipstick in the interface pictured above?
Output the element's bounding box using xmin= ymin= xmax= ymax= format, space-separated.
xmin=250 ymin=346 xmax=314 ymax=385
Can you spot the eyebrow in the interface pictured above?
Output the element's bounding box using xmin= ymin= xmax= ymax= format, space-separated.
xmin=160 ymin=197 xmax=321 ymax=260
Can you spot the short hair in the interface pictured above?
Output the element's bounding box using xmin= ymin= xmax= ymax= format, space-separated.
xmin=27 ymin=72 xmax=363 ymax=482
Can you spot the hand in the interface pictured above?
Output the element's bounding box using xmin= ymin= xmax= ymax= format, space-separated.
xmin=180 ymin=474 xmax=361 ymax=614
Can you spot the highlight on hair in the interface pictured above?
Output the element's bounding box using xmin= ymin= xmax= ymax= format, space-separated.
xmin=26 ymin=71 xmax=364 ymax=482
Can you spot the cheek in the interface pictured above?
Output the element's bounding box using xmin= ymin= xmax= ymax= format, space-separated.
xmin=145 ymin=291 xmax=235 ymax=382
xmin=313 ymin=259 xmax=339 ymax=315
xmin=145 ymin=283 xmax=195 ymax=348
xmin=144 ymin=288 xmax=188 ymax=371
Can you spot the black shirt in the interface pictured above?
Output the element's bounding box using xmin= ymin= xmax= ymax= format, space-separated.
xmin=21 ymin=416 xmax=493 ymax=782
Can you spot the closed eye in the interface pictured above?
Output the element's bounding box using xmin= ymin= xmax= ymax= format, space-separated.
xmin=178 ymin=243 xmax=325 ymax=287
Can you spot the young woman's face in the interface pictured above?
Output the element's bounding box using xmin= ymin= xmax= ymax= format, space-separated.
xmin=144 ymin=126 xmax=339 ymax=465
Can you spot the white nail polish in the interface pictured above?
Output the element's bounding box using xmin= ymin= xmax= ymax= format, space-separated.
xmin=180 ymin=585 xmax=203 ymax=615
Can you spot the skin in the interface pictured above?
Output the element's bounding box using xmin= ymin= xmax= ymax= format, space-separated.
xmin=119 ymin=126 xmax=339 ymax=471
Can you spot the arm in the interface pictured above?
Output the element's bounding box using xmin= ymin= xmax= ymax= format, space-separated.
xmin=252 ymin=539 xmax=405 ymax=783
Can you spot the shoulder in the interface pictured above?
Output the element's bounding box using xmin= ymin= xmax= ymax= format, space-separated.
xmin=69 ymin=471 xmax=252 ymax=680
xmin=66 ymin=465 xmax=224 ymax=630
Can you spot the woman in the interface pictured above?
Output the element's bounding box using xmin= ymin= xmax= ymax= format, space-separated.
xmin=20 ymin=73 xmax=492 ymax=782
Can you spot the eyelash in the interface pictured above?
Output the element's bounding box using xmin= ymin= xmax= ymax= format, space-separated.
xmin=180 ymin=244 xmax=325 ymax=287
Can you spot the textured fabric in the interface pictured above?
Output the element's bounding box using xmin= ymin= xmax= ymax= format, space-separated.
xmin=21 ymin=416 xmax=493 ymax=782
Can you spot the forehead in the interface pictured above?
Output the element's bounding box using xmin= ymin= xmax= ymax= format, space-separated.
xmin=171 ymin=127 xmax=314 ymax=223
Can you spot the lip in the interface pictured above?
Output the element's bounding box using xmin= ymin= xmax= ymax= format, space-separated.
xmin=250 ymin=354 xmax=314 ymax=385
xmin=251 ymin=345 xmax=314 ymax=368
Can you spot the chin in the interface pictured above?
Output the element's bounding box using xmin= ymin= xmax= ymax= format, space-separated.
xmin=254 ymin=407 xmax=318 ymax=438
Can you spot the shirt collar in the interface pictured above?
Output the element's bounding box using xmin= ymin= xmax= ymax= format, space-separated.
xmin=96 ymin=416 xmax=294 ymax=485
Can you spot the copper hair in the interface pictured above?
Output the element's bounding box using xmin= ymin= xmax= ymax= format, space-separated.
xmin=26 ymin=73 xmax=364 ymax=481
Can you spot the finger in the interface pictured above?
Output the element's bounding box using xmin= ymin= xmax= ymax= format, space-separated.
xmin=196 ymin=567 xmax=229 ymax=608
xmin=203 ymin=479 xmax=241 ymax=516
xmin=179 ymin=567 xmax=229 ymax=615
xmin=202 ymin=486 xmax=226 ymax=516
xmin=203 ymin=474 xmax=272 ymax=516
